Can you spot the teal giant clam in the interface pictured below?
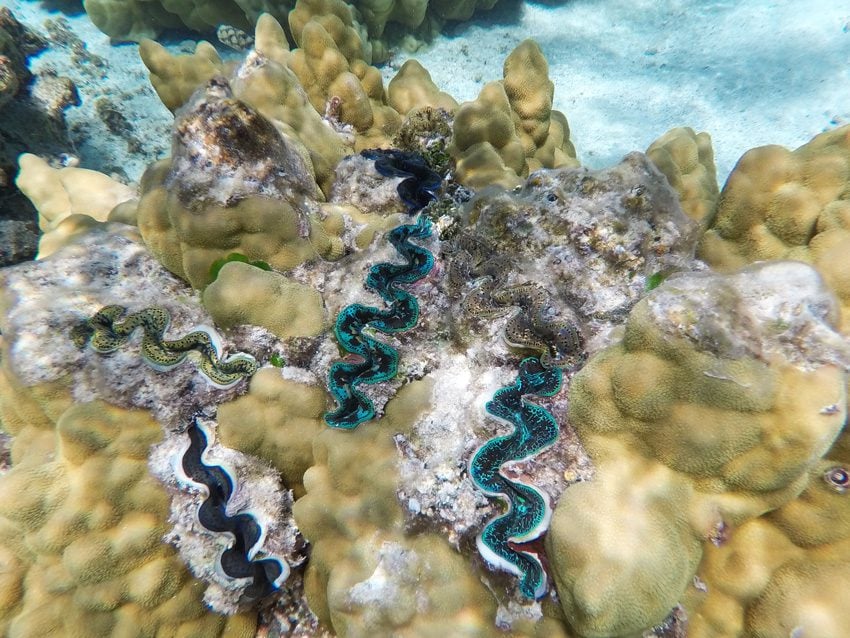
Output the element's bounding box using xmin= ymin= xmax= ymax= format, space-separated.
xmin=71 ymin=305 xmax=258 ymax=388
xmin=469 ymin=357 xmax=563 ymax=599
xmin=325 ymin=215 xmax=435 ymax=428
xmin=324 ymin=150 xmax=439 ymax=429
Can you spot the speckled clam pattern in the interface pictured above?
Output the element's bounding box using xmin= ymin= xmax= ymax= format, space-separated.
xmin=448 ymin=230 xmax=586 ymax=367
xmin=72 ymin=305 xmax=258 ymax=388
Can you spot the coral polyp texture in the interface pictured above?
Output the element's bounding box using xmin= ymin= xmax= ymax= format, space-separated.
xmin=548 ymin=260 xmax=849 ymax=637
xmin=469 ymin=357 xmax=563 ymax=599
xmin=6 ymin=11 xmax=850 ymax=638
xmin=699 ymin=124 xmax=850 ymax=332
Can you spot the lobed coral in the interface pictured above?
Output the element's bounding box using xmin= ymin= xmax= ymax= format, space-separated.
xmin=84 ymin=0 xmax=501 ymax=63
xmin=548 ymin=260 xmax=849 ymax=637
xmin=699 ymin=124 xmax=850 ymax=332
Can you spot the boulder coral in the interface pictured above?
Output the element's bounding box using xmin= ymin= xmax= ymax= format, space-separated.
xmin=686 ymin=444 xmax=850 ymax=637
xmin=137 ymin=15 xmax=577 ymax=192
xmin=548 ymin=260 xmax=850 ymax=637
xmin=135 ymin=77 xmax=346 ymax=289
xmin=699 ymin=124 xmax=850 ymax=332
xmin=15 ymin=153 xmax=136 ymax=257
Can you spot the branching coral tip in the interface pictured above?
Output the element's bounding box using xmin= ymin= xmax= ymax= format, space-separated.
xmin=469 ymin=356 xmax=563 ymax=599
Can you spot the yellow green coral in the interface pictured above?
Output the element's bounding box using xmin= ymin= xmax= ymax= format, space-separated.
xmin=291 ymin=380 xmax=501 ymax=635
xmin=449 ymin=39 xmax=578 ymax=188
xmin=646 ymin=126 xmax=719 ymax=224
xmin=0 ymin=399 xmax=257 ymax=637
xmin=135 ymin=78 xmax=346 ymax=289
xmin=699 ymin=124 xmax=850 ymax=332
xmin=547 ymin=261 xmax=849 ymax=637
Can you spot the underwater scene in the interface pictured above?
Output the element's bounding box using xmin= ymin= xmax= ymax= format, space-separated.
xmin=0 ymin=0 xmax=849 ymax=636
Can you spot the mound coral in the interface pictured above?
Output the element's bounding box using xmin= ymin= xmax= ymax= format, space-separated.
xmin=84 ymin=0 xmax=500 ymax=63
xmin=135 ymin=76 xmax=346 ymax=289
xmin=548 ymin=260 xmax=849 ymax=637
xmin=699 ymin=124 xmax=850 ymax=332
xmin=646 ymin=126 xmax=719 ymax=224
xmin=0 ymin=398 xmax=260 ymax=637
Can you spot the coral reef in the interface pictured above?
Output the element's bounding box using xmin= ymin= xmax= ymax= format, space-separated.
xmin=0 ymin=399 xmax=260 ymax=637
xmin=84 ymin=0 xmax=501 ymax=63
xmin=686 ymin=442 xmax=850 ymax=637
xmin=5 ymin=10 xmax=850 ymax=638
xmin=646 ymin=126 xmax=719 ymax=224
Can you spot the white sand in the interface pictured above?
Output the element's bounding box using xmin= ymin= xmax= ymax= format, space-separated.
xmin=384 ymin=0 xmax=850 ymax=184
xmin=6 ymin=0 xmax=849 ymax=186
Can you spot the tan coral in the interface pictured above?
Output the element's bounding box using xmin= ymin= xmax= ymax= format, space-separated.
xmin=201 ymin=261 xmax=327 ymax=338
xmin=289 ymin=0 xmax=372 ymax=64
xmin=686 ymin=440 xmax=850 ymax=638
xmin=387 ymin=59 xmax=457 ymax=115
xmin=546 ymin=261 xmax=849 ymax=638
xmin=288 ymin=19 xmax=401 ymax=150
xmin=291 ymin=380 xmax=501 ymax=635
xmin=15 ymin=153 xmax=136 ymax=250
xmin=450 ymin=81 xmax=527 ymax=189
xmin=0 ymin=397 xmax=257 ymax=637
xmin=699 ymin=125 xmax=850 ymax=332
xmin=139 ymin=38 xmax=225 ymax=112
xmin=135 ymin=78 xmax=346 ymax=289
xmin=216 ymin=368 xmax=326 ymax=497
xmin=502 ymin=39 xmax=577 ymax=172
xmin=449 ymin=40 xmax=578 ymax=189
xmin=646 ymin=126 xmax=719 ymax=223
